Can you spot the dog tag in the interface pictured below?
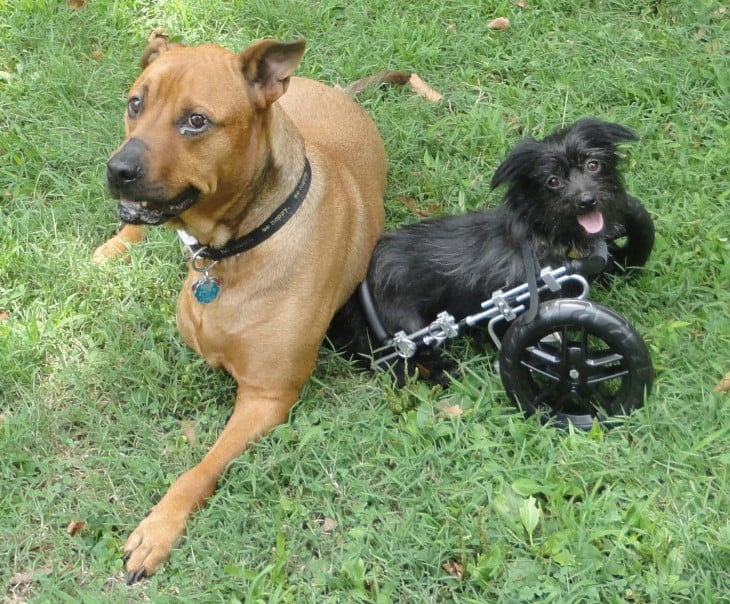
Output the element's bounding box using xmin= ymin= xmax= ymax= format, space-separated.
xmin=192 ymin=275 xmax=221 ymax=304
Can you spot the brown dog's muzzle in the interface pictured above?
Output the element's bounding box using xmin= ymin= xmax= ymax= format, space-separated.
xmin=107 ymin=137 xmax=199 ymax=225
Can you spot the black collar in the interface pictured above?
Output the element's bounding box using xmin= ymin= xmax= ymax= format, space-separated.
xmin=184 ymin=158 xmax=312 ymax=261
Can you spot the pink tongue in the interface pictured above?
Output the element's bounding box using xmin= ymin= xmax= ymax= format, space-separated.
xmin=577 ymin=211 xmax=604 ymax=234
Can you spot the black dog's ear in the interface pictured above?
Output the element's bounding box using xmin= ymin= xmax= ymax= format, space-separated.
xmin=570 ymin=118 xmax=638 ymax=147
xmin=491 ymin=139 xmax=544 ymax=189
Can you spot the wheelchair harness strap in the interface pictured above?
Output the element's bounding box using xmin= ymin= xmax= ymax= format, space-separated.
xmin=520 ymin=240 xmax=541 ymax=323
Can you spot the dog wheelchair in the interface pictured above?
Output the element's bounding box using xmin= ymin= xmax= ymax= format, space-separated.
xmin=360 ymin=196 xmax=654 ymax=429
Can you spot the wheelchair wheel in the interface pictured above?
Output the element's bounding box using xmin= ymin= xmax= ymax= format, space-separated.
xmin=499 ymin=298 xmax=653 ymax=429
xmin=606 ymin=195 xmax=655 ymax=274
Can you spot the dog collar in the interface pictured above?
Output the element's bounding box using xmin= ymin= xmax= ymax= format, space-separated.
xmin=178 ymin=157 xmax=312 ymax=262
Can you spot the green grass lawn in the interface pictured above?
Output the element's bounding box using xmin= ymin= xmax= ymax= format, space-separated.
xmin=1 ymin=0 xmax=728 ymax=601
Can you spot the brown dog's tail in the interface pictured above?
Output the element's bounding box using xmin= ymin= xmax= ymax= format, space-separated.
xmin=343 ymin=70 xmax=411 ymax=97
xmin=345 ymin=71 xmax=443 ymax=103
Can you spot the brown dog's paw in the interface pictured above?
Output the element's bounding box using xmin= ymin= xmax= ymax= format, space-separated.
xmin=91 ymin=235 xmax=133 ymax=264
xmin=122 ymin=508 xmax=186 ymax=582
xmin=91 ymin=224 xmax=147 ymax=265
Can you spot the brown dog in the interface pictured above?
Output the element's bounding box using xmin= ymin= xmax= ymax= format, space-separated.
xmin=103 ymin=31 xmax=385 ymax=582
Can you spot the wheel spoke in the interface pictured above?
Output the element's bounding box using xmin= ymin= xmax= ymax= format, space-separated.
xmin=585 ymin=350 xmax=628 ymax=384
xmin=580 ymin=326 xmax=590 ymax=354
xmin=586 ymin=365 xmax=629 ymax=385
xmin=533 ymin=381 xmax=561 ymax=407
xmin=587 ymin=352 xmax=624 ymax=367
xmin=522 ymin=345 xmax=562 ymax=383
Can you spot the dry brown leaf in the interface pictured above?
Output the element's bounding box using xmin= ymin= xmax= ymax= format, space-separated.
xmin=10 ymin=567 xmax=53 ymax=586
xmin=66 ymin=0 xmax=87 ymax=9
xmin=439 ymin=402 xmax=463 ymax=418
xmin=408 ymin=73 xmax=443 ymax=102
xmin=181 ymin=419 xmax=197 ymax=443
xmin=715 ymin=372 xmax=730 ymax=393
xmin=441 ymin=559 xmax=464 ymax=579
xmin=704 ymin=40 xmax=724 ymax=54
xmin=516 ymin=0 xmax=528 ymax=8
xmin=92 ymin=49 xmax=105 ymax=61
xmin=397 ymin=195 xmax=431 ymax=217
xmin=66 ymin=520 xmax=86 ymax=536
xmin=488 ymin=17 xmax=511 ymax=30
xmin=0 ymin=310 xmax=8 ymax=321
xmin=321 ymin=516 xmax=338 ymax=535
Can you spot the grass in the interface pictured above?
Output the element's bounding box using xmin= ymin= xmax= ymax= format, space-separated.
xmin=1 ymin=0 xmax=728 ymax=601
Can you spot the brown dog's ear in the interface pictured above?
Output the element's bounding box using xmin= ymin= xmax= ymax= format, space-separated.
xmin=139 ymin=28 xmax=185 ymax=69
xmin=239 ymin=39 xmax=306 ymax=108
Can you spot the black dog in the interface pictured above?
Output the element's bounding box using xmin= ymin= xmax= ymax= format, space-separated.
xmin=329 ymin=118 xmax=649 ymax=377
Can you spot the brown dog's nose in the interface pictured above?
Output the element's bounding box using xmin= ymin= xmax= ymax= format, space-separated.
xmin=106 ymin=138 xmax=147 ymax=194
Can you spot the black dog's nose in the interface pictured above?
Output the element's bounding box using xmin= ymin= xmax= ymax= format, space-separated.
xmin=106 ymin=138 xmax=147 ymax=192
xmin=578 ymin=193 xmax=597 ymax=212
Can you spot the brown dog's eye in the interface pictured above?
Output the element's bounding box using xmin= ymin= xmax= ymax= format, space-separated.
xmin=180 ymin=113 xmax=210 ymax=135
xmin=127 ymin=97 xmax=142 ymax=118
xmin=189 ymin=114 xmax=208 ymax=129
xmin=585 ymin=159 xmax=602 ymax=173
xmin=546 ymin=176 xmax=561 ymax=189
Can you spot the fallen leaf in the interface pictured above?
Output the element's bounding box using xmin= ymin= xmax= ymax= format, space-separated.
xmin=92 ymin=49 xmax=105 ymax=61
xmin=704 ymin=40 xmax=724 ymax=54
xmin=487 ymin=17 xmax=511 ymax=30
xmin=0 ymin=310 xmax=8 ymax=321
xmin=180 ymin=419 xmax=197 ymax=443
xmin=397 ymin=195 xmax=430 ymax=217
xmin=321 ymin=516 xmax=338 ymax=535
xmin=516 ymin=0 xmax=527 ymax=8
xmin=441 ymin=559 xmax=464 ymax=579
xmin=66 ymin=0 xmax=86 ymax=8
xmin=10 ymin=567 xmax=53 ymax=586
xmin=3 ymin=189 xmax=12 ymax=200
xmin=439 ymin=401 xmax=463 ymax=418
xmin=715 ymin=372 xmax=730 ymax=393
xmin=66 ymin=520 xmax=86 ymax=536
xmin=408 ymin=73 xmax=443 ymax=102
xmin=519 ymin=496 xmax=542 ymax=544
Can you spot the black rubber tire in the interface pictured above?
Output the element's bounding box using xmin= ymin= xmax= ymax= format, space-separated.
xmin=606 ymin=195 xmax=655 ymax=274
xmin=499 ymin=298 xmax=653 ymax=429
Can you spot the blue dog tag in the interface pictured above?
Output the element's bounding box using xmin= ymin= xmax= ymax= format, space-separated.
xmin=192 ymin=276 xmax=221 ymax=304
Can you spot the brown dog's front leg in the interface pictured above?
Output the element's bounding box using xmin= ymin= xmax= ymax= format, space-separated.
xmin=122 ymin=388 xmax=296 ymax=582
xmin=92 ymin=223 xmax=147 ymax=264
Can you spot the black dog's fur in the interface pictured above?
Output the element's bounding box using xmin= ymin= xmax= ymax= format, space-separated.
xmin=329 ymin=118 xmax=642 ymax=375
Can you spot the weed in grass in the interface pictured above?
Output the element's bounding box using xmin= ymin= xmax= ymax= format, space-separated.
xmin=1 ymin=0 xmax=729 ymax=602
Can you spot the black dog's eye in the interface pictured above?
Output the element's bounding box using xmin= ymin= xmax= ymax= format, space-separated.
xmin=546 ymin=176 xmax=562 ymax=189
xmin=585 ymin=158 xmax=602 ymax=173
xmin=127 ymin=96 xmax=142 ymax=118
xmin=180 ymin=113 xmax=210 ymax=135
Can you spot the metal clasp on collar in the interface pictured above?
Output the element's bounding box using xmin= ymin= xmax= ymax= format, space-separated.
xmin=191 ymin=246 xmax=218 ymax=275
xmin=189 ymin=244 xmax=221 ymax=304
